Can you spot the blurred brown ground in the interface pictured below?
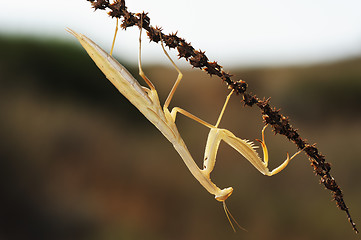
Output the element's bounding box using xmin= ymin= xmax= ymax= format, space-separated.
xmin=0 ymin=35 xmax=360 ymax=240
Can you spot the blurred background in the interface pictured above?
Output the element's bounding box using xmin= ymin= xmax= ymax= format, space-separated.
xmin=0 ymin=1 xmax=361 ymax=240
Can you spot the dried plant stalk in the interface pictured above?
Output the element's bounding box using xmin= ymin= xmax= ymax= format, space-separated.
xmin=85 ymin=0 xmax=358 ymax=233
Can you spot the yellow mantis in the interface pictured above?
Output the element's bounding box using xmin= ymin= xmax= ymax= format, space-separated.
xmin=67 ymin=22 xmax=301 ymax=231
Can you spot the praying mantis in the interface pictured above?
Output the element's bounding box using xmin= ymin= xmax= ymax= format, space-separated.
xmin=67 ymin=21 xmax=302 ymax=230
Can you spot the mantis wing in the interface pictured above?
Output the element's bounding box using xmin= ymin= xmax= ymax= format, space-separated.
xmin=67 ymin=28 xmax=153 ymax=110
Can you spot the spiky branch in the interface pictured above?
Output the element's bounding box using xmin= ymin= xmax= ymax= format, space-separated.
xmin=85 ymin=0 xmax=357 ymax=233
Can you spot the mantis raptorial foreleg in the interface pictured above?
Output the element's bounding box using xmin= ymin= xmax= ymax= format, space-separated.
xmin=203 ymin=124 xmax=302 ymax=178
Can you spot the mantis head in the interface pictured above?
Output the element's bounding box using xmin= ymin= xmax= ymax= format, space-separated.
xmin=215 ymin=187 xmax=233 ymax=202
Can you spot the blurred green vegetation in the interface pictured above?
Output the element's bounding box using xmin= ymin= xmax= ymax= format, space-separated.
xmin=0 ymin=35 xmax=360 ymax=240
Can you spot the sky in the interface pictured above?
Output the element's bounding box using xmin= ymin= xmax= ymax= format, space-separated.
xmin=1 ymin=0 xmax=361 ymax=67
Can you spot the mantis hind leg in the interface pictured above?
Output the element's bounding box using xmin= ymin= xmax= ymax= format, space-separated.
xmin=159 ymin=32 xmax=183 ymax=109
xmin=137 ymin=15 xmax=156 ymax=91
xmin=110 ymin=18 xmax=119 ymax=56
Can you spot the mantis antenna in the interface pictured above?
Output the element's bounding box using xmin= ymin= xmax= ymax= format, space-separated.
xmin=66 ymin=16 xmax=302 ymax=231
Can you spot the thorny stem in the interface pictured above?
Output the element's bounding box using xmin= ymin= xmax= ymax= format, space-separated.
xmin=85 ymin=0 xmax=358 ymax=233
